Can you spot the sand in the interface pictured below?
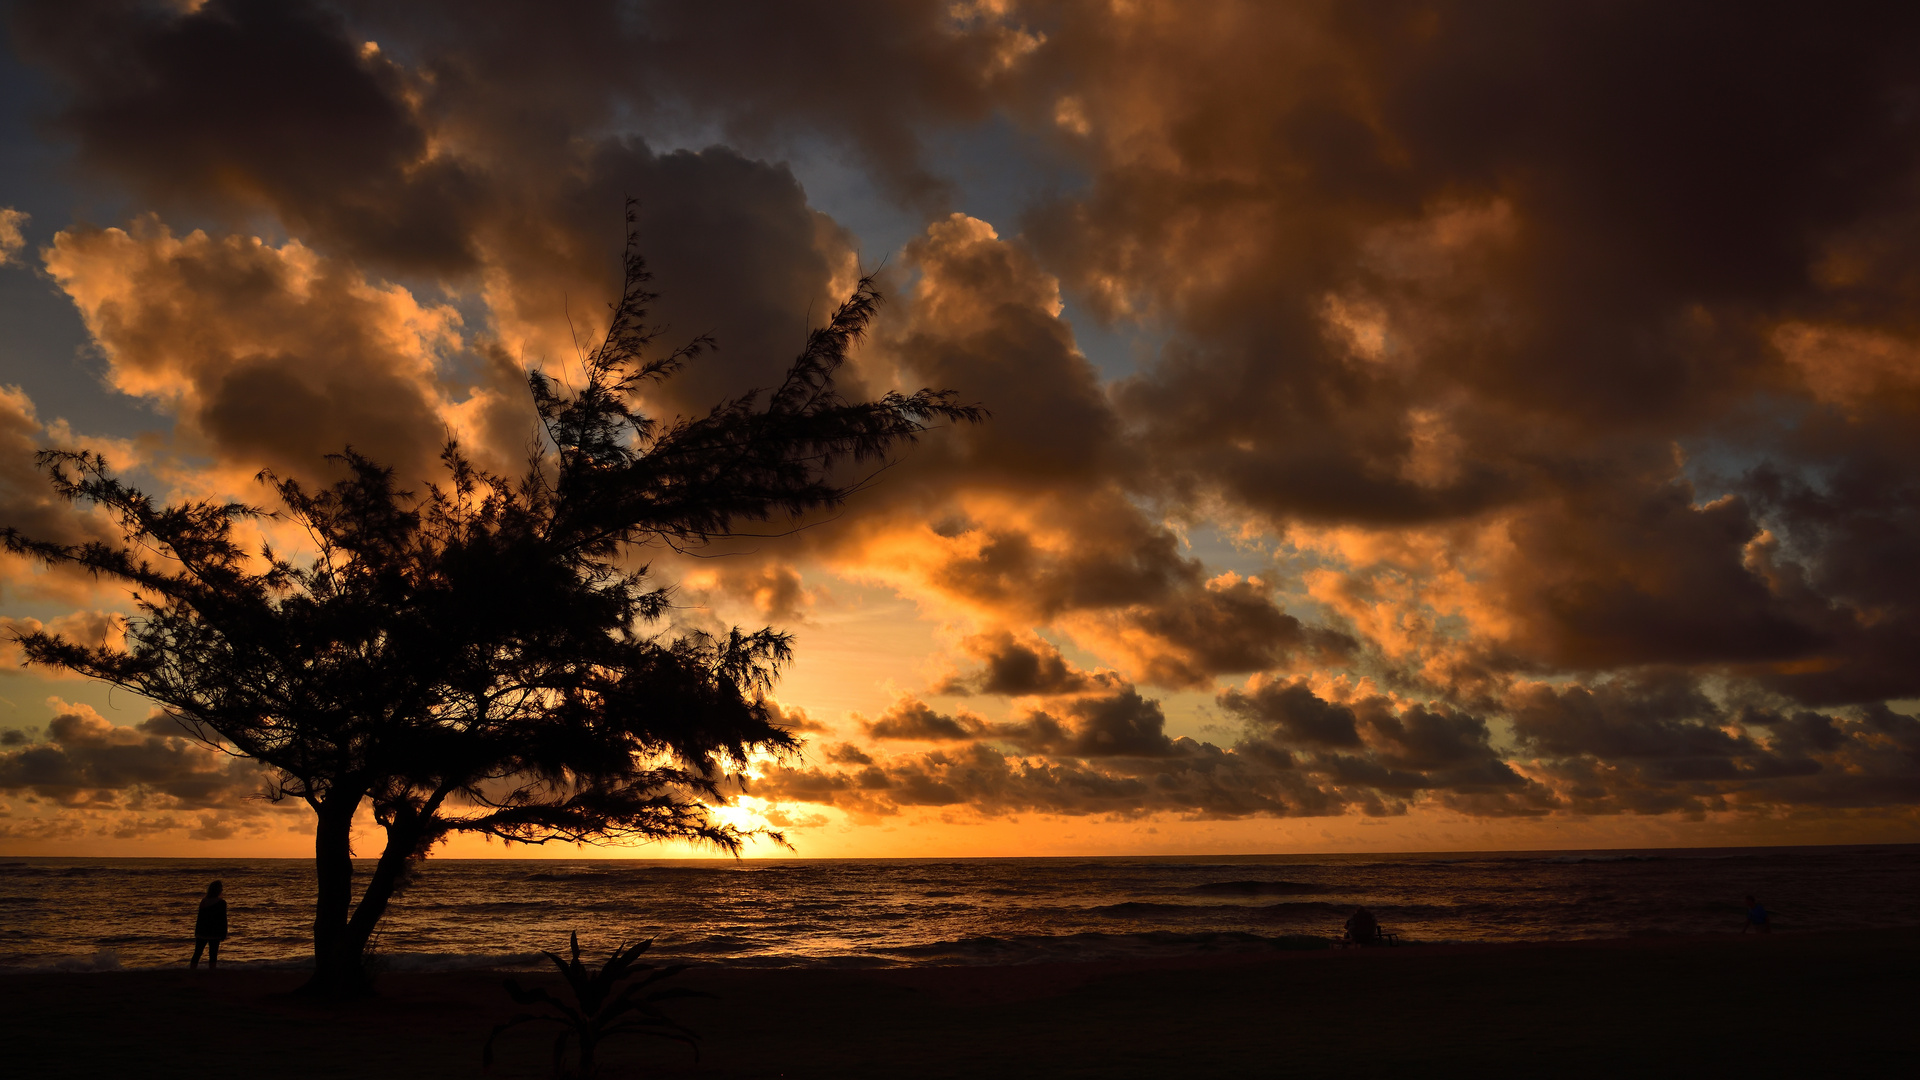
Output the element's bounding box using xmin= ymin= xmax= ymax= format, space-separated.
xmin=8 ymin=929 xmax=1916 ymax=1078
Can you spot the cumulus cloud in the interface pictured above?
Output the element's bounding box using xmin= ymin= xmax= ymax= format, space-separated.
xmin=764 ymin=699 xmax=829 ymax=735
xmin=1220 ymin=678 xmax=1364 ymax=750
xmin=44 ymin=220 xmax=480 ymax=484
xmin=10 ymin=0 xmax=1920 ymax=837
xmin=15 ymin=0 xmax=480 ymax=273
xmin=763 ymin=669 xmax=1918 ymax=825
xmin=816 ymin=214 xmax=1342 ymax=688
xmin=935 ymin=631 xmax=1097 ymax=697
xmin=0 ymin=387 xmax=133 ymax=605
xmin=0 ymin=700 xmax=280 ymax=823
xmin=863 ymin=698 xmax=987 ymax=742
xmin=760 ymin=675 xmax=1556 ymax=821
xmin=0 ymin=208 xmax=26 ymax=265
xmin=1011 ymin=1 xmax=1920 ymax=712
xmin=0 ymin=611 xmax=121 ymax=675
xmin=1508 ymin=676 xmax=1920 ymax=814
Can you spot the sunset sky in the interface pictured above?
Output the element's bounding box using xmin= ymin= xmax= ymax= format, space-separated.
xmin=3 ymin=0 xmax=1918 ymax=859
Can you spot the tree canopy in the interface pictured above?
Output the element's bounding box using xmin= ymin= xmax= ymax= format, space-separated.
xmin=2 ymin=221 xmax=982 ymax=993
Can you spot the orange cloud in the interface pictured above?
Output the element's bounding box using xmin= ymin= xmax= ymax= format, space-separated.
xmin=9 ymin=0 xmax=1920 ymax=849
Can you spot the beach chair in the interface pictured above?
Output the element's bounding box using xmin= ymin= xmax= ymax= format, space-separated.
xmin=1333 ymin=924 xmax=1401 ymax=948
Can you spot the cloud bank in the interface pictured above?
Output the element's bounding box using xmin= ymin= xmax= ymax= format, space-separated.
xmin=4 ymin=0 xmax=1918 ymax=844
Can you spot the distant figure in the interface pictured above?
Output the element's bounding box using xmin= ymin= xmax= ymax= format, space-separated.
xmin=1743 ymin=894 xmax=1770 ymax=935
xmin=190 ymin=880 xmax=228 ymax=969
xmin=1345 ymin=905 xmax=1380 ymax=946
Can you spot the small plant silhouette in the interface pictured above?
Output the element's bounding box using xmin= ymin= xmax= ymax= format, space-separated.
xmin=484 ymin=932 xmax=705 ymax=1078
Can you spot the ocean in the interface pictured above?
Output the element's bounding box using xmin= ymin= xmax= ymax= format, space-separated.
xmin=3 ymin=844 xmax=1917 ymax=973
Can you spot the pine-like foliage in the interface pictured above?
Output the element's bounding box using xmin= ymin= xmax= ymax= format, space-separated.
xmin=1 ymin=210 xmax=983 ymax=993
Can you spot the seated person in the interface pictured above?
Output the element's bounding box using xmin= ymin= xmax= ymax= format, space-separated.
xmin=1344 ymin=905 xmax=1379 ymax=945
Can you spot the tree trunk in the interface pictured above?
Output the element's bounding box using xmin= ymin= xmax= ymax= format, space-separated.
xmin=339 ymin=822 xmax=423 ymax=960
xmin=303 ymin=817 xmax=429 ymax=995
xmin=302 ymin=784 xmax=449 ymax=997
xmin=302 ymin=792 xmax=368 ymax=996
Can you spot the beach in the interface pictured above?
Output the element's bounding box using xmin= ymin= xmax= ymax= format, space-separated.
xmin=10 ymin=928 xmax=1915 ymax=1078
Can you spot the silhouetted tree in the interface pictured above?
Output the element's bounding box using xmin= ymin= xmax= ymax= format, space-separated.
xmin=2 ymin=218 xmax=982 ymax=994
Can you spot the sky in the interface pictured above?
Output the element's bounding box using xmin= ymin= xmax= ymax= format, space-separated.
xmin=2 ymin=0 xmax=1919 ymax=859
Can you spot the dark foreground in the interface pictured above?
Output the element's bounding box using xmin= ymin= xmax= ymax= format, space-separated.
xmin=9 ymin=930 xmax=1917 ymax=1078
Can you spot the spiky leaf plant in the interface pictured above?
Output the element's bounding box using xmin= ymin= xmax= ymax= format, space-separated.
xmin=484 ymin=931 xmax=705 ymax=1078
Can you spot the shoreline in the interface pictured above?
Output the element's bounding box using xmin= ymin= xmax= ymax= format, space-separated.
xmin=10 ymin=928 xmax=1917 ymax=1077
xmin=0 ymin=925 xmax=1862 ymax=976
xmin=6 ymin=839 xmax=1915 ymax=861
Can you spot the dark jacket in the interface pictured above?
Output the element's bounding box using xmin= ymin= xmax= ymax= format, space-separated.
xmin=195 ymin=897 xmax=228 ymax=941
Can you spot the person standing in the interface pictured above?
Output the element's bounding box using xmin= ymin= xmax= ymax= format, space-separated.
xmin=190 ymin=880 xmax=228 ymax=969
xmin=1742 ymin=894 xmax=1770 ymax=935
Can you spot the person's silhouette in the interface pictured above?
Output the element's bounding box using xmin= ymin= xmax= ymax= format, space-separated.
xmin=190 ymin=880 xmax=228 ymax=969
xmin=1742 ymin=894 xmax=1770 ymax=935
xmin=1345 ymin=905 xmax=1379 ymax=945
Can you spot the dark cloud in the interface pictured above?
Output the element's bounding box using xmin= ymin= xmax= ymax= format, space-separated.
xmin=765 ymin=699 xmax=829 ymax=734
xmin=1509 ymin=674 xmax=1736 ymax=761
xmin=793 ymin=215 xmax=1336 ymax=690
xmin=994 ymin=687 xmax=1176 ymax=758
xmin=936 ymin=631 xmax=1096 ymax=696
xmin=767 ymin=677 xmax=1555 ymax=820
xmin=15 ymin=0 xmax=481 ymax=273
xmin=0 ymin=389 xmax=116 ymax=550
xmin=0 ymin=390 xmax=128 ymax=606
xmin=822 ymin=742 xmax=873 ymax=766
xmin=332 ymin=0 xmax=1031 ymax=210
xmin=11 ymin=0 xmax=1920 ymax=833
xmin=44 ymin=219 xmax=471 ymax=486
xmin=1509 ymin=676 xmax=1920 ymax=813
xmin=1118 ymin=576 xmax=1355 ymax=688
xmin=0 ymin=701 xmax=273 ymax=811
xmin=770 ymin=672 xmax=1914 ymax=824
xmin=38 ymin=135 xmax=860 ymax=491
xmin=1739 ymin=436 xmax=1920 ymax=705
xmin=1220 ymin=679 xmax=1363 ymax=749
xmin=1488 ymin=476 xmax=1824 ymax=670
xmin=1227 ymin=682 xmax=1540 ymax=813
xmin=1006 ymin=1 xmax=1920 ymax=707
xmin=863 ymin=699 xmax=986 ymax=742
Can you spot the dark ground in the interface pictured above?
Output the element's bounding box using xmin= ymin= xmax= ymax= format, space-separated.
xmin=7 ymin=929 xmax=1917 ymax=1078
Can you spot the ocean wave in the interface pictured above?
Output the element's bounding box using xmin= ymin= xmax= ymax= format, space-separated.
xmin=15 ymin=948 xmax=125 ymax=972
xmin=381 ymin=950 xmax=549 ymax=971
xmin=1089 ymin=900 xmax=1347 ymax=920
xmin=1089 ymin=901 xmax=1208 ymax=918
xmin=2 ymin=845 xmax=1910 ymax=969
xmin=523 ymin=864 xmax=753 ymax=882
xmin=869 ymin=930 xmax=1332 ymax=965
xmin=416 ymin=899 xmax=563 ymax=912
xmin=662 ymin=935 xmax=763 ymax=955
xmin=1184 ymin=880 xmax=1325 ymax=897
xmin=1532 ymin=855 xmax=1664 ymax=865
